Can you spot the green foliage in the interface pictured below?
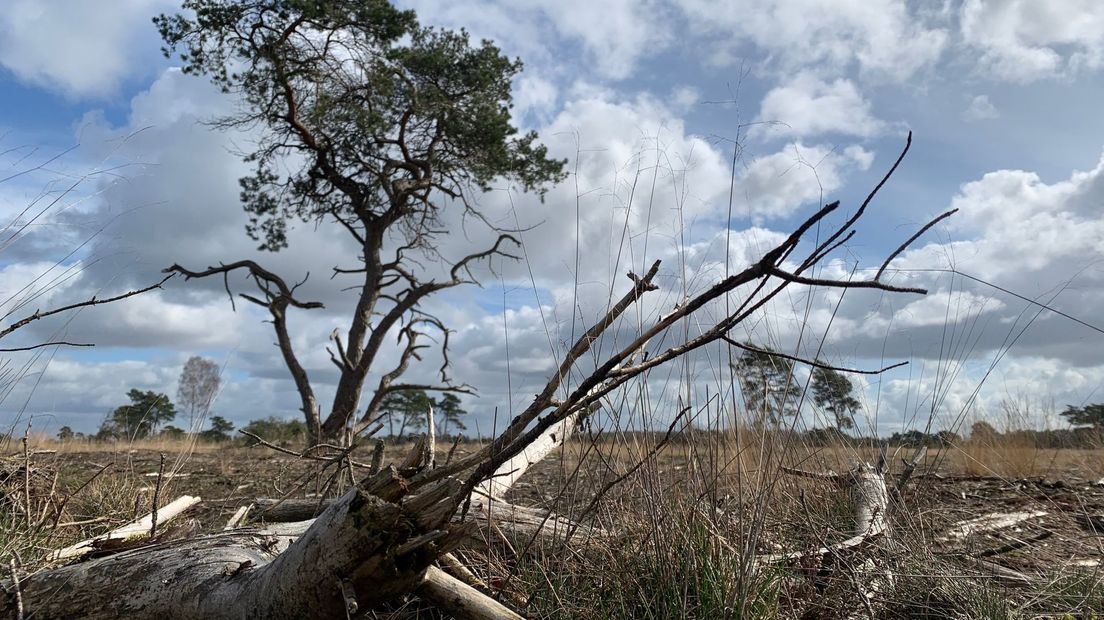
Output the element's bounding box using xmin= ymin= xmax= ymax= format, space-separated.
xmin=160 ymin=425 xmax=186 ymax=440
xmin=380 ymin=390 xmax=433 ymax=438
xmin=810 ymin=367 xmax=860 ymax=430
xmin=733 ymin=344 xmax=800 ymax=425
xmin=433 ymin=393 xmax=467 ymax=435
xmin=155 ymin=0 xmax=566 ymax=251
xmin=200 ymin=415 xmax=235 ymax=442
xmin=1060 ymin=403 xmax=1104 ymax=428
xmin=241 ymin=416 xmax=306 ymax=445
xmin=99 ymin=389 xmax=176 ymax=440
xmin=56 ymin=426 xmax=74 ymax=442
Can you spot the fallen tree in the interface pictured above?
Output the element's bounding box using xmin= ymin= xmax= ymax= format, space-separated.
xmin=0 ymin=129 xmax=958 ymax=617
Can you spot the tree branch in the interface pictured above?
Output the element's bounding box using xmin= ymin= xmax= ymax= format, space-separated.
xmin=721 ymin=337 xmax=908 ymax=375
xmin=0 ymin=275 xmax=173 ymax=341
xmin=0 ymin=341 xmax=94 ymax=352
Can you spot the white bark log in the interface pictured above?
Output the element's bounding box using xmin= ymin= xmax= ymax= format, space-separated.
xmin=759 ymin=463 xmax=890 ymax=564
xmin=246 ymin=494 xmax=610 ymax=547
xmin=418 ymin=566 xmax=524 ymax=620
xmin=223 ymin=504 xmax=252 ymax=531
xmin=849 ymin=463 xmax=889 ymax=538
xmin=6 ymin=473 xmax=468 ymax=619
xmin=770 ymin=462 xmax=893 ymax=619
xmin=937 ymin=511 xmax=1048 ymax=542
xmin=476 ymin=412 xmax=580 ymax=500
xmin=49 ymin=495 xmax=201 ymax=562
xmin=473 ymin=494 xmax=610 ymax=547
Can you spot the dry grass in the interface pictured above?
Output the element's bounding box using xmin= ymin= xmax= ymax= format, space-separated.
xmin=3 ymin=432 xmax=1102 ymax=618
xmin=949 ymin=442 xmax=1104 ymax=479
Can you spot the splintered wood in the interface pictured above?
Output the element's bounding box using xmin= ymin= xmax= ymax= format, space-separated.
xmin=937 ymin=510 xmax=1048 ymax=542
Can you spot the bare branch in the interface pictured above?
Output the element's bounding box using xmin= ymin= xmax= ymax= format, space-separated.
xmin=0 ymin=341 xmax=94 ymax=352
xmin=0 ymin=274 xmax=173 ymax=341
xmin=721 ymin=337 xmax=908 ymax=375
xmin=875 ymin=208 xmax=958 ymax=280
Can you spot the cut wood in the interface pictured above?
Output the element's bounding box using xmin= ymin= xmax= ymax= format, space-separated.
xmin=937 ymin=510 xmax=1048 ymax=542
xmin=223 ymin=504 xmax=252 ymax=531
xmin=771 ymin=462 xmax=894 ymax=620
xmin=48 ymin=495 xmax=201 ymax=562
xmin=849 ymin=463 xmax=890 ymax=539
xmin=418 ymin=566 xmax=524 ymax=620
xmin=251 ymin=497 xmax=332 ymax=522
xmin=760 ymin=463 xmax=890 ymax=564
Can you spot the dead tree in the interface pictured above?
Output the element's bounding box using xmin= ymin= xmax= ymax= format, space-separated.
xmin=1 ymin=134 xmax=958 ymax=618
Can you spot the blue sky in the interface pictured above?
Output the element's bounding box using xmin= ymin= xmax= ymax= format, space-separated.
xmin=2 ymin=0 xmax=1104 ymax=439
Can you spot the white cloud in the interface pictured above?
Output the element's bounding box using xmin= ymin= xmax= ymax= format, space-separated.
xmin=513 ymin=75 xmax=559 ymax=127
xmin=753 ymin=73 xmax=887 ymax=139
xmin=893 ymin=291 xmax=1005 ymax=328
xmin=737 ymin=143 xmax=875 ymax=219
xmin=677 ymin=0 xmax=948 ymax=81
xmin=671 ymin=86 xmax=700 ymax=111
xmin=430 ymin=92 xmax=734 ymax=290
xmin=0 ymin=0 xmax=173 ymax=98
xmin=855 ymin=150 xmax=1104 ymax=368
xmin=960 ymin=0 xmax=1104 ymax=82
xmin=963 ymin=94 xmax=999 ymax=121
xmin=403 ymin=0 xmax=672 ymax=80
xmin=523 ymin=0 xmax=674 ymax=80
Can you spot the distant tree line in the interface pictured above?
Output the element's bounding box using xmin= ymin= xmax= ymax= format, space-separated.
xmin=55 ymin=355 xmax=468 ymax=446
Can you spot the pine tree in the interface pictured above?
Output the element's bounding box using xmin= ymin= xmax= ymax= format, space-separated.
xmin=810 ymin=366 xmax=861 ymax=430
xmin=433 ymin=393 xmax=467 ymax=437
xmin=733 ymin=344 xmax=800 ymax=425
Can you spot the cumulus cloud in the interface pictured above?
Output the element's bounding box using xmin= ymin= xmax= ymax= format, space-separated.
xmin=753 ymin=73 xmax=887 ymax=139
xmin=0 ymin=0 xmax=173 ymax=98
xmin=513 ymin=75 xmax=559 ymax=127
xmin=402 ymin=0 xmax=673 ymax=80
xmin=960 ymin=0 xmax=1104 ymax=83
xmin=737 ymin=143 xmax=874 ymax=220
xmin=831 ymin=150 xmax=1104 ymax=371
xmin=677 ymin=0 xmax=948 ymax=81
xmin=1 ymin=70 xmax=741 ymax=432
xmin=963 ymin=94 xmax=999 ymax=121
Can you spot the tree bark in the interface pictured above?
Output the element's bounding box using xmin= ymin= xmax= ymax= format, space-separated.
xmin=248 ymin=495 xmax=610 ymax=548
xmin=322 ymin=232 xmax=384 ymax=442
xmin=3 ymin=470 xmax=466 ymax=619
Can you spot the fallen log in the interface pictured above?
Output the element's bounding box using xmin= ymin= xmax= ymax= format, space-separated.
xmin=762 ymin=462 xmax=891 ymax=564
xmin=418 ymin=566 xmax=523 ymax=620
xmin=936 ymin=510 xmax=1048 ymax=543
xmin=2 ymin=470 xmax=470 ymax=619
xmin=246 ymin=494 xmax=611 ymax=547
xmin=49 ymin=495 xmax=201 ymax=562
xmin=251 ymin=497 xmax=331 ymax=522
xmin=769 ymin=461 xmax=894 ymax=619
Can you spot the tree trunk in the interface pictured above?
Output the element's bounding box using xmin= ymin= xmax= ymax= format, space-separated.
xmin=2 ymin=469 xmax=467 ymax=619
xmin=321 ymin=234 xmax=384 ymax=443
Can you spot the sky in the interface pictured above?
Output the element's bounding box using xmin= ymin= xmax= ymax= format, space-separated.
xmin=1 ymin=0 xmax=1103 ymax=439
